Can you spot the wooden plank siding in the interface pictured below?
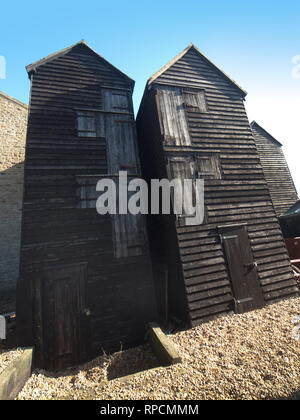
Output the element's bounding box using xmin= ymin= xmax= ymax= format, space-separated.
xmin=136 ymin=45 xmax=299 ymax=327
xmin=251 ymin=121 xmax=298 ymax=216
xmin=17 ymin=42 xmax=157 ymax=370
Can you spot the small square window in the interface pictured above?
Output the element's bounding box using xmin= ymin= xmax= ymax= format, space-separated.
xmin=112 ymin=93 xmax=129 ymax=110
xmin=183 ymin=90 xmax=207 ymax=113
xmin=195 ymin=155 xmax=221 ymax=180
xmin=77 ymin=111 xmax=97 ymax=137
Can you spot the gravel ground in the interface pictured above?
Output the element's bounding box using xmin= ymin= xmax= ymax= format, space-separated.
xmin=0 ymin=348 xmax=24 ymax=375
xmin=18 ymin=297 xmax=300 ymax=400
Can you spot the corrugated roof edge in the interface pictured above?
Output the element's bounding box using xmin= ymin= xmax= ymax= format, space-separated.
xmin=147 ymin=43 xmax=247 ymax=97
xmin=0 ymin=91 xmax=28 ymax=109
xmin=251 ymin=121 xmax=283 ymax=147
xmin=25 ymin=40 xmax=135 ymax=87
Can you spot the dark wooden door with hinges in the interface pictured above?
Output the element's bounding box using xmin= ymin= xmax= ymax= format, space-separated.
xmin=39 ymin=264 xmax=88 ymax=370
xmin=218 ymin=224 xmax=264 ymax=313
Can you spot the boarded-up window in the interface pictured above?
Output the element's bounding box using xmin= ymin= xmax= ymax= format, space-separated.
xmin=102 ymin=89 xmax=130 ymax=113
xmin=106 ymin=117 xmax=139 ymax=175
xmin=157 ymin=87 xmax=191 ymax=146
xmin=195 ymin=155 xmax=221 ymax=179
xmin=167 ymin=156 xmax=203 ymax=225
xmin=183 ymin=90 xmax=207 ymax=113
xmin=112 ymin=93 xmax=129 ymax=110
xmin=112 ymin=175 xmax=146 ymax=258
xmin=168 ymin=155 xmax=220 ymax=224
xmin=77 ymin=111 xmax=97 ymax=137
xmin=113 ymin=213 xmax=145 ymax=258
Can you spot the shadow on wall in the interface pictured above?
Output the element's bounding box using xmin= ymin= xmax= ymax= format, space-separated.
xmin=0 ymin=161 xmax=25 ymax=314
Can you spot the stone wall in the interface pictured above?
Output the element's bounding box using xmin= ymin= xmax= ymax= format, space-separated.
xmin=0 ymin=91 xmax=28 ymax=312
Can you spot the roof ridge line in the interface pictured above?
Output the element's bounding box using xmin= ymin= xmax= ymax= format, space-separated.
xmin=26 ymin=41 xmax=134 ymax=86
xmin=251 ymin=120 xmax=282 ymax=146
xmin=147 ymin=43 xmax=247 ymax=97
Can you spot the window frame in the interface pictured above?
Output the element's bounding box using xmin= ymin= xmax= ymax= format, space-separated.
xmin=182 ymin=88 xmax=208 ymax=113
xmin=76 ymin=111 xmax=97 ymax=138
xmin=194 ymin=154 xmax=221 ymax=180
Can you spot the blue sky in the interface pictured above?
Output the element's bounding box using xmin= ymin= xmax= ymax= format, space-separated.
xmin=1 ymin=0 xmax=299 ymax=191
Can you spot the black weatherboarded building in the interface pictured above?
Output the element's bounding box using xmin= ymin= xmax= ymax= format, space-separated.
xmin=17 ymin=41 xmax=157 ymax=370
xmin=136 ymin=43 xmax=299 ymax=326
xmin=251 ymin=121 xmax=298 ymax=217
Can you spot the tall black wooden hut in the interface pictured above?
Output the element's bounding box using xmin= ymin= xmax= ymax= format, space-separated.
xmin=17 ymin=41 xmax=157 ymax=370
xmin=251 ymin=121 xmax=298 ymax=216
xmin=136 ymin=43 xmax=299 ymax=326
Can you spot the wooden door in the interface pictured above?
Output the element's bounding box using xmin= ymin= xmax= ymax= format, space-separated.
xmin=157 ymin=86 xmax=191 ymax=146
xmin=42 ymin=263 xmax=87 ymax=370
xmin=218 ymin=224 xmax=264 ymax=313
xmin=167 ymin=156 xmax=195 ymax=224
xmin=167 ymin=156 xmax=206 ymax=226
xmin=101 ymin=88 xmax=146 ymax=259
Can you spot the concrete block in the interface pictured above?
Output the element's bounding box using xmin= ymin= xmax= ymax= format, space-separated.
xmin=0 ymin=348 xmax=33 ymax=400
xmin=148 ymin=322 xmax=181 ymax=366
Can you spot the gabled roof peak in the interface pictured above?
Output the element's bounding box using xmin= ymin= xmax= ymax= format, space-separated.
xmin=251 ymin=121 xmax=282 ymax=147
xmin=26 ymin=40 xmax=134 ymax=86
xmin=147 ymin=43 xmax=247 ymax=97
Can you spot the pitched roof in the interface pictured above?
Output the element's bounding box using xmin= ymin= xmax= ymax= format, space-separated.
xmin=251 ymin=121 xmax=282 ymax=147
xmin=147 ymin=43 xmax=247 ymax=97
xmin=26 ymin=40 xmax=134 ymax=86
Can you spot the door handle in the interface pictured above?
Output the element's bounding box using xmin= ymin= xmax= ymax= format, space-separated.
xmin=244 ymin=262 xmax=258 ymax=270
xmin=82 ymin=308 xmax=91 ymax=316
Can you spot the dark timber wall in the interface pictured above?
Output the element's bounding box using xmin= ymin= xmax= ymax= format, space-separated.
xmin=136 ymin=44 xmax=299 ymax=327
xmin=17 ymin=41 xmax=157 ymax=370
xmin=251 ymin=121 xmax=298 ymax=216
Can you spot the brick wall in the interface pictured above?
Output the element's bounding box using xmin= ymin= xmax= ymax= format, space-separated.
xmin=0 ymin=91 xmax=28 ymax=312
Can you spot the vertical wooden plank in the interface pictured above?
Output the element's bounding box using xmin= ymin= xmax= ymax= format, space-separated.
xmin=38 ymin=264 xmax=87 ymax=370
xmin=157 ymin=87 xmax=191 ymax=146
xmin=219 ymin=225 xmax=264 ymax=313
xmin=239 ymin=226 xmax=264 ymax=308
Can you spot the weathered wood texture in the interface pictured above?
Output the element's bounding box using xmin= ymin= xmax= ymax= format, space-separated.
xmin=0 ymin=348 xmax=33 ymax=400
xmin=251 ymin=121 xmax=298 ymax=216
xmin=136 ymin=45 xmax=299 ymax=327
xmin=17 ymin=42 xmax=157 ymax=370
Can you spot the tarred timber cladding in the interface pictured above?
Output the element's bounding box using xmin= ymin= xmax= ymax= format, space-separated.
xmin=137 ymin=46 xmax=298 ymax=327
xmin=251 ymin=122 xmax=298 ymax=216
xmin=26 ymin=46 xmax=128 ymax=176
xmin=18 ymin=43 xmax=157 ymax=370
